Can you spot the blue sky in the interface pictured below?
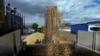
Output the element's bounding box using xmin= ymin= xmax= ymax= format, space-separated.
xmin=5 ymin=0 xmax=100 ymax=26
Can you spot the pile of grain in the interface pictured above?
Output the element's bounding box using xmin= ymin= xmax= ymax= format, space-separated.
xmin=23 ymin=32 xmax=44 ymax=45
xmin=23 ymin=32 xmax=67 ymax=45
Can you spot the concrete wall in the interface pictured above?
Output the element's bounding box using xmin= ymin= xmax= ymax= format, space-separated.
xmin=0 ymin=30 xmax=22 ymax=56
xmin=77 ymin=31 xmax=93 ymax=49
xmin=77 ymin=31 xmax=100 ymax=54
xmin=96 ymin=32 xmax=100 ymax=52
xmin=0 ymin=33 xmax=14 ymax=56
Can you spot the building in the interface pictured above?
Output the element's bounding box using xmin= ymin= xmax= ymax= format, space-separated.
xmin=87 ymin=21 xmax=100 ymax=27
xmin=87 ymin=21 xmax=100 ymax=31
xmin=71 ymin=21 xmax=100 ymax=32
xmin=0 ymin=0 xmax=5 ymax=23
xmin=37 ymin=26 xmax=43 ymax=32
xmin=0 ymin=0 xmax=5 ymax=13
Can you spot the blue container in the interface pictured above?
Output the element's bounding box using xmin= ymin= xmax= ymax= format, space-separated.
xmin=71 ymin=25 xmax=88 ymax=33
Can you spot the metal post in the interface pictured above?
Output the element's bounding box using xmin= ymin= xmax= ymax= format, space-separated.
xmin=11 ymin=9 xmax=15 ymax=31
xmin=13 ymin=8 xmax=16 ymax=30
xmin=92 ymin=32 xmax=96 ymax=50
xmin=17 ymin=13 xmax=20 ymax=29
xmin=22 ymin=16 xmax=25 ymax=34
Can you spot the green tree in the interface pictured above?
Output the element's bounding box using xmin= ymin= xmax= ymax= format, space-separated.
xmin=32 ymin=23 xmax=38 ymax=32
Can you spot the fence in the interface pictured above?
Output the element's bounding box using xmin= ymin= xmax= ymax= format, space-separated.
xmin=77 ymin=31 xmax=100 ymax=54
xmin=0 ymin=30 xmax=23 ymax=56
xmin=0 ymin=3 xmax=25 ymax=36
xmin=5 ymin=3 xmax=24 ymax=31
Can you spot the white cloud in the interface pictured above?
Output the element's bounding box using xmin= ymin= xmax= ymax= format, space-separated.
xmin=53 ymin=0 xmax=100 ymax=24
